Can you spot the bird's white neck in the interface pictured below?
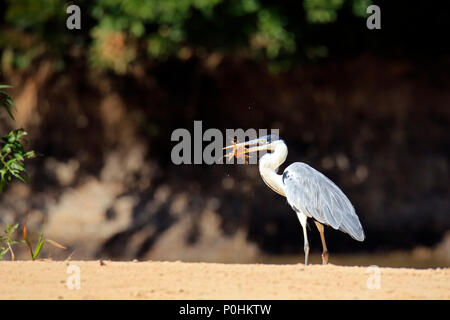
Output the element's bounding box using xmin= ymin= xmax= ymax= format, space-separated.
xmin=259 ymin=141 xmax=288 ymax=197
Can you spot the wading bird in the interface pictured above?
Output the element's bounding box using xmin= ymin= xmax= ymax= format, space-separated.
xmin=224 ymin=135 xmax=365 ymax=265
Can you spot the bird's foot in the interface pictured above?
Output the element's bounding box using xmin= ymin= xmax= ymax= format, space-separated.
xmin=322 ymin=251 xmax=329 ymax=265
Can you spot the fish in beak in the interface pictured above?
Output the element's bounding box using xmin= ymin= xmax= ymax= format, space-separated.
xmin=223 ymin=137 xmax=271 ymax=161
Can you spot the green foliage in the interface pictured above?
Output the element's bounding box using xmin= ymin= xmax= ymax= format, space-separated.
xmin=22 ymin=222 xmax=43 ymax=260
xmin=304 ymin=0 xmax=345 ymax=23
xmin=0 ymin=221 xmax=66 ymax=261
xmin=0 ymin=129 xmax=36 ymax=191
xmin=0 ymin=0 xmax=371 ymax=73
xmin=5 ymin=0 xmax=63 ymax=29
xmin=22 ymin=220 xmax=66 ymax=260
xmin=0 ymin=86 xmax=36 ymax=192
xmin=0 ymin=85 xmax=16 ymax=119
xmin=352 ymin=0 xmax=372 ymax=17
xmin=254 ymin=9 xmax=296 ymax=59
xmin=0 ymin=223 xmax=21 ymax=260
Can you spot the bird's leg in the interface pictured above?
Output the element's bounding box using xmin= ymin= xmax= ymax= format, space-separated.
xmin=303 ymin=227 xmax=310 ymax=266
xmin=296 ymin=211 xmax=310 ymax=266
xmin=314 ymin=221 xmax=329 ymax=265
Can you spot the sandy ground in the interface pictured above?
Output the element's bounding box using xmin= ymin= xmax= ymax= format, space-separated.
xmin=0 ymin=260 xmax=449 ymax=300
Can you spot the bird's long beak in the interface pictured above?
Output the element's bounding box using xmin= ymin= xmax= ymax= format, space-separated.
xmin=223 ymin=138 xmax=268 ymax=158
xmin=240 ymin=145 xmax=266 ymax=154
xmin=223 ymin=138 xmax=260 ymax=150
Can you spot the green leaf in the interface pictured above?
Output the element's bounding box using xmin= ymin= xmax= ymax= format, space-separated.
xmin=0 ymin=88 xmax=16 ymax=120
xmin=5 ymin=223 xmax=19 ymax=238
xmin=2 ymin=145 xmax=12 ymax=153
xmin=11 ymin=172 xmax=28 ymax=183
xmin=0 ymin=247 xmax=9 ymax=260
xmin=32 ymin=232 xmax=45 ymax=260
xmin=10 ymin=161 xmax=26 ymax=172
xmin=24 ymin=151 xmax=36 ymax=159
xmin=13 ymin=152 xmax=24 ymax=160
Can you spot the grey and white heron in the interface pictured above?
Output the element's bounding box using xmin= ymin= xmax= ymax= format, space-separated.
xmin=224 ymin=135 xmax=365 ymax=265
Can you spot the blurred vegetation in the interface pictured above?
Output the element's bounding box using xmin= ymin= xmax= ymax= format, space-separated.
xmin=0 ymin=85 xmax=35 ymax=192
xmin=0 ymin=86 xmax=45 ymax=262
xmin=0 ymin=219 xmax=66 ymax=261
xmin=1 ymin=0 xmax=371 ymax=73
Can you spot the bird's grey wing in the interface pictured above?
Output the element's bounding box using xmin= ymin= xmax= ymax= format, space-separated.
xmin=282 ymin=162 xmax=365 ymax=241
